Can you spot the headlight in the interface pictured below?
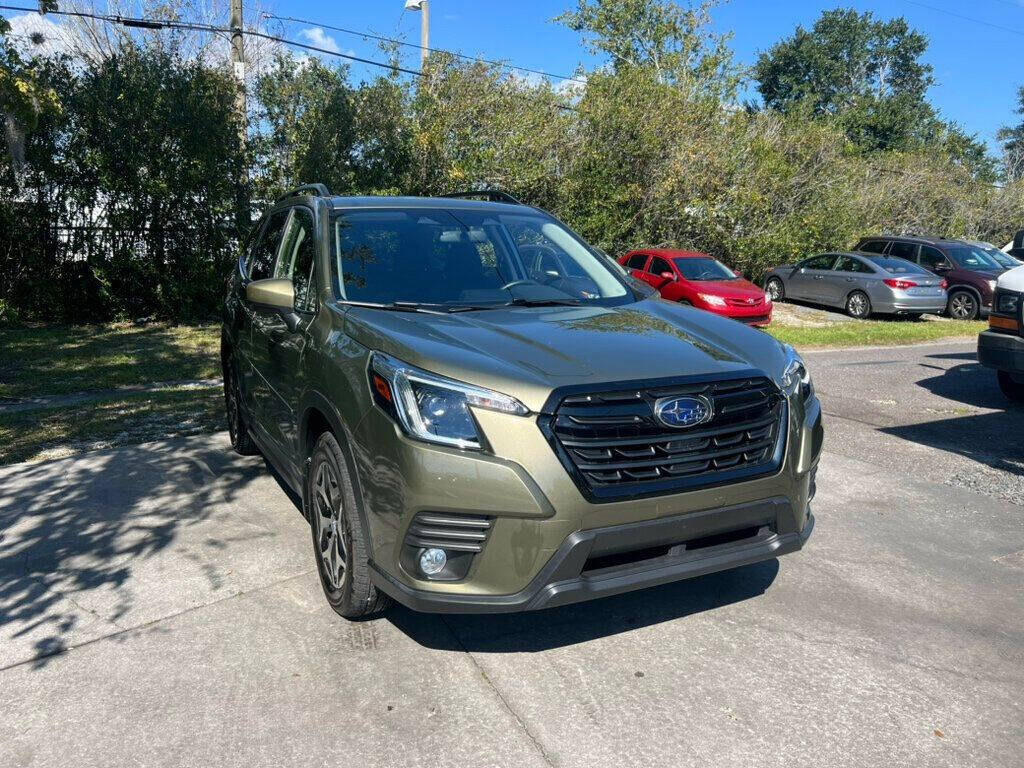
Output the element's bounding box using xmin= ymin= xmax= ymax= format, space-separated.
xmin=698 ymin=293 xmax=727 ymax=307
xmin=996 ymin=291 xmax=1020 ymax=315
xmin=781 ymin=344 xmax=813 ymax=400
xmin=989 ymin=280 xmax=997 ymax=293
xmin=369 ymin=352 xmax=529 ymax=450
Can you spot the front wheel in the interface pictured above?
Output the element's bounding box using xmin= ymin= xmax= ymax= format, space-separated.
xmin=765 ymin=277 xmax=785 ymax=302
xmin=308 ymin=432 xmax=391 ymax=619
xmin=947 ymin=290 xmax=979 ymax=320
xmin=846 ymin=291 xmax=871 ymax=319
xmin=997 ymin=370 xmax=1024 ymax=403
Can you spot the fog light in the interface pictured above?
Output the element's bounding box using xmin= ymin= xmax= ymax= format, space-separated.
xmin=419 ymin=547 xmax=447 ymax=576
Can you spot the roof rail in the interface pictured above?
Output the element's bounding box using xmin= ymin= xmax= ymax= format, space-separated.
xmin=442 ymin=189 xmax=524 ymax=205
xmin=276 ymin=183 xmax=330 ymax=203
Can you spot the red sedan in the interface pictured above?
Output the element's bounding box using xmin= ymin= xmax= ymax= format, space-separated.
xmin=619 ymin=249 xmax=773 ymax=326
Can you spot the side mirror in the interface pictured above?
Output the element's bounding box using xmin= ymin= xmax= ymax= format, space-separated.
xmin=246 ymin=278 xmax=300 ymax=332
xmin=657 ymin=271 xmax=675 ymax=287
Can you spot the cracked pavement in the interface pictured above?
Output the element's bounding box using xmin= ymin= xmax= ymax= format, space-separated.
xmin=1 ymin=340 xmax=1022 ymax=767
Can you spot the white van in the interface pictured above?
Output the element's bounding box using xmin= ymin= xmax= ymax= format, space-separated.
xmin=978 ymin=264 xmax=1024 ymax=401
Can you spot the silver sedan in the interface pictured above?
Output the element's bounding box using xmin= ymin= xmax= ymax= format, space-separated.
xmin=763 ymin=252 xmax=947 ymax=319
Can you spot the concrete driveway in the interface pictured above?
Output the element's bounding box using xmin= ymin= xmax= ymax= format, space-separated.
xmin=1 ymin=340 xmax=1021 ymax=767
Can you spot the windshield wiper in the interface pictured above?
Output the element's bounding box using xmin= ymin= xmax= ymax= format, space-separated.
xmin=446 ymin=298 xmax=583 ymax=312
xmin=339 ymin=300 xmax=447 ymax=315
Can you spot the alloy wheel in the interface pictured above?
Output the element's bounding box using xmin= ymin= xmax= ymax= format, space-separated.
xmin=949 ymin=292 xmax=977 ymax=320
xmin=312 ymin=461 xmax=349 ymax=590
xmin=847 ymin=292 xmax=869 ymax=318
xmin=766 ymin=279 xmax=783 ymax=302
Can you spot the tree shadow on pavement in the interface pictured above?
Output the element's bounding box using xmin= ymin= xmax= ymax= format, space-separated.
xmin=0 ymin=436 xmax=264 ymax=668
xmin=387 ymin=559 xmax=779 ymax=653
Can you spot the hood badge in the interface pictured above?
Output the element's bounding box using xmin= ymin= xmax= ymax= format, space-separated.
xmin=654 ymin=395 xmax=714 ymax=429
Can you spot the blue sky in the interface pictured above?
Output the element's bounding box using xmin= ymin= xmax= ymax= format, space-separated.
xmin=271 ymin=0 xmax=1023 ymax=152
xmin=5 ymin=1 xmax=1022 ymax=151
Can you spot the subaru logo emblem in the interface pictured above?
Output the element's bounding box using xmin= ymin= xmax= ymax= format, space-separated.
xmin=654 ymin=395 xmax=714 ymax=429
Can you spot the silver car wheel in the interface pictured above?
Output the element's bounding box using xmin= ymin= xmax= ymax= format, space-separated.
xmin=847 ymin=292 xmax=870 ymax=319
xmin=949 ymin=292 xmax=977 ymax=320
xmin=312 ymin=461 xmax=348 ymax=590
xmin=765 ymin=278 xmax=784 ymax=302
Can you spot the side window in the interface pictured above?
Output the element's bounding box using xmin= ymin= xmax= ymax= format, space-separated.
xmin=920 ymin=246 xmax=950 ymax=270
xmin=859 ymin=240 xmax=889 ymax=255
xmin=835 ymin=256 xmax=869 ymax=273
xmin=648 ymin=256 xmax=673 ymax=276
xmin=625 ymin=253 xmax=648 ymax=270
xmin=247 ymin=209 xmax=290 ymax=282
xmin=888 ymin=241 xmax=919 ymax=261
xmin=274 ymin=208 xmax=318 ymax=312
xmin=803 ymin=254 xmax=837 ymax=270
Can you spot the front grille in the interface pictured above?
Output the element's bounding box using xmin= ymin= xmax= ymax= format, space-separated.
xmin=541 ymin=375 xmax=786 ymax=501
xmin=725 ymin=296 xmax=764 ymax=308
xmin=404 ymin=512 xmax=493 ymax=553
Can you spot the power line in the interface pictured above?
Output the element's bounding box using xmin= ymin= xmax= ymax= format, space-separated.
xmin=0 ymin=3 xmax=424 ymax=76
xmin=901 ymin=0 xmax=1024 ymax=37
xmin=262 ymin=12 xmax=588 ymax=85
xmin=0 ymin=3 xmax=578 ymax=111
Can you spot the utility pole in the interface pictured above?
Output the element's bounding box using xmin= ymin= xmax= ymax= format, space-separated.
xmin=230 ymin=0 xmax=246 ymax=141
xmin=229 ymin=0 xmax=249 ymax=228
xmin=405 ymin=0 xmax=429 ymax=70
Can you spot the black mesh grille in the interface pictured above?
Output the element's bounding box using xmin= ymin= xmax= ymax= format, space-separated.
xmin=542 ymin=376 xmax=785 ymax=501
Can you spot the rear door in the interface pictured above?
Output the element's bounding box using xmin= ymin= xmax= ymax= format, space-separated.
xmin=249 ymin=205 xmax=320 ymax=457
xmin=888 ymin=241 xmax=920 ymax=265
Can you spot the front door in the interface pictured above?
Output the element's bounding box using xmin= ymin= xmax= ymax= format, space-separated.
xmin=788 ymin=254 xmax=837 ymax=302
xmin=249 ymin=205 xmax=320 ymax=457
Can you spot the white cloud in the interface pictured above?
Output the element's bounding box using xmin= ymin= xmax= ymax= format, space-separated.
xmin=297 ymin=27 xmax=341 ymax=55
xmin=6 ymin=12 xmax=76 ymax=58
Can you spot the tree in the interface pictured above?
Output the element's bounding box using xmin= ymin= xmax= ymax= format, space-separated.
xmin=556 ymin=0 xmax=741 ymax=102
xmin=998 ymin=86 xmax=1024 ymax=182
xmin=753 ymin=9 xmax=933 ymax=152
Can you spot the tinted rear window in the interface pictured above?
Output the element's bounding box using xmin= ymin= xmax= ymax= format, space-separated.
xmin=868 ymin=257 xmax=930 ymax=275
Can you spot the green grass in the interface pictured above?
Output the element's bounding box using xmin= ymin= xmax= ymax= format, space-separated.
xmin=0 ymin=323 xmax=221 ymax=400
xmin=0 ymin=386 xmax=224 ymax=465
xmin=767 ymin=318 xmax=985 ymax=348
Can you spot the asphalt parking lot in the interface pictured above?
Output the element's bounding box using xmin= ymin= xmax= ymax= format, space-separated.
xmin=1 ymin=339 xmax=1022 ymax=768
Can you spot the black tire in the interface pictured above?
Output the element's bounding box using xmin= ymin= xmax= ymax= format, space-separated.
xmin=846 ymin=290 xmax=871 ymax=319
xmin=997 ymin=370 xmax=1024 ymax=403
xmin=307 ymin=431 xmax=391 ymax=619
xmin=947 ymin=290 xmax=980 ymax=320
xmin=765 ymin=277 xmax=785 ymax=302
xmin=224 ymin=358 xmax=259 ymax=456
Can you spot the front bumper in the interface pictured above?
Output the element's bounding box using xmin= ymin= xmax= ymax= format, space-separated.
xmin=354 ymin=382 xmax=822 ymax=613
xmin=370 ymin=497 xmax=813 ymax=613
xmin=978 ymin=329 xmax=1024 ymax=374
xmin=702 ymin=303 xmax=773 ymax=326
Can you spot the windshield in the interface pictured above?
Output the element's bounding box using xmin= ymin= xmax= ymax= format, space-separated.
xmin=978 ymin=245 xmax=1020 ymax=268
xmin=867 ymin=257 xmax=930 ymax=276
xmin=330 ymin=208 xmax=630 ymax=307
xmin=673 ymin=257 xmax=738 ymax=281
xmin=946 ymin=246 xmax=1004 ymax=270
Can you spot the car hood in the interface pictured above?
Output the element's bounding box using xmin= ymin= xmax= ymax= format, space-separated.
xmin=341 ymin=298 xmax=787 ymax=412
xmin=689 ymin=278 xmax=765 ymax=299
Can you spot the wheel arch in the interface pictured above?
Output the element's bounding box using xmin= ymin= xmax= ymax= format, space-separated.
xmin=947 ymin=283 xmax=983 ymax=304
xmin=297 ymin=392 xmax=374 ymax=559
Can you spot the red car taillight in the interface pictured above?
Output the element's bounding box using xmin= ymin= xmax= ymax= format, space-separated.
xmin=883 ymin=278 xmax=918 ymax=290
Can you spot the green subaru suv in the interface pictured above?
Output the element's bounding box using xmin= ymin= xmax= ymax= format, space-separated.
xmin=221 ymin=185 xmax=822 ymax=618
